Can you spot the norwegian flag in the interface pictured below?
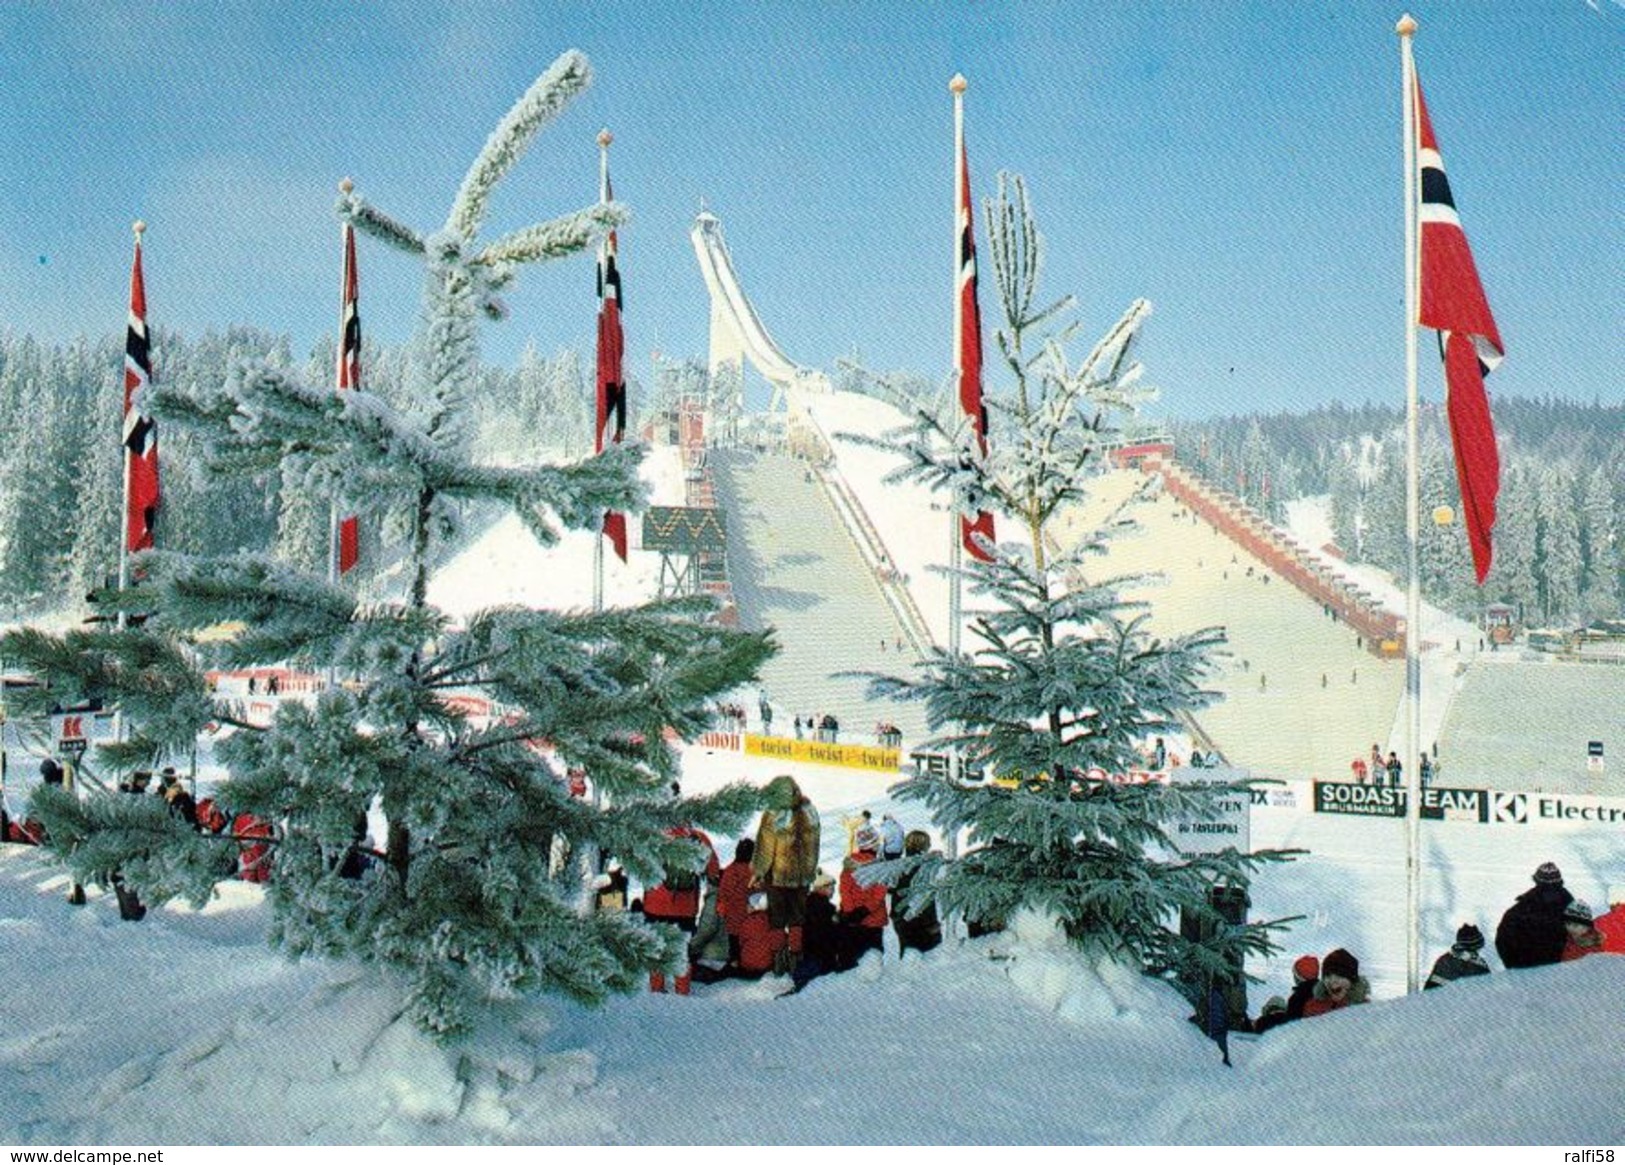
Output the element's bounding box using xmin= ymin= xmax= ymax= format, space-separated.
xmin=1416 ymin=72 xmax=1504 ymax=584
xmin=123 ymin=234 xmax=159 ymax=554
xmin=956 ymin=128 xmax=995 ymax=562
xmin=596 ymin=167 xmax=628 ymax=562
xmin=335 ymin=223 xmax=361 ymax=575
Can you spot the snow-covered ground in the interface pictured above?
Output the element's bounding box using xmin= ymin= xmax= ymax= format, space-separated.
xmin=5 ymin=409 xmax=1623 ymax=1146
xmin=3 ymin=808 xmax=1623 ymax=1146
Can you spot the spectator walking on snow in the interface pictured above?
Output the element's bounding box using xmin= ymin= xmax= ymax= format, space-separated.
xmin=1496 ymin=862 xmax=1574 ymax=969
xmin=1425 ymin=924 xmax=1491 ymax=989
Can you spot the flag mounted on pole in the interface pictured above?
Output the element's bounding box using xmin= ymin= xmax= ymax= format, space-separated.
xmin=953 ymin=77 xmax=995 ymax=563
xmin=1414 ymin=68 xmax=1504 ymax=584
xmin=596 ymin=129 xmax=628 ymax=563
xmin=335 ymin=196 xmax=362 ymax=576
xmin=123 ymin=222 xmax=160 ymax=555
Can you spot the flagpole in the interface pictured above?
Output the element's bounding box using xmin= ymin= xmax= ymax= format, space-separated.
xmin=948 ymin=74 xmax=966 ymax=668
xmin=329 ymin=181 xmax=352 ymax=593
xmin=1398 ymin=12 xmax=1424 ymax=996
xmin=593 ymin=130 xmax=612 ymax=617
xmin=117 ymin=220 xmax=145 ymax=623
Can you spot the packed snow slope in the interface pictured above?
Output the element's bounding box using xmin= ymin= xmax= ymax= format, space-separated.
xmin=1 ymin=846 xmax=1621 ymax=1146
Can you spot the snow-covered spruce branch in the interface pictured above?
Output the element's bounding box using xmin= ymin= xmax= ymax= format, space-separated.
xmin=447 ymin=49 xmax=593 ymax=240
xmin=476 ymin=203 xmax=627 ymax=269
xmin=338 ymin=190 xmax=426 ymax=257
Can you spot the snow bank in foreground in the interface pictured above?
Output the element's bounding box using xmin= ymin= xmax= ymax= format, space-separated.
xmin=2 ymin=845 xmax=1621 ymax=1146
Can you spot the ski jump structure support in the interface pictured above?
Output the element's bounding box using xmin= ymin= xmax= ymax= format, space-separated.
xmin=690 ymin=210 xmax=830 ymax=413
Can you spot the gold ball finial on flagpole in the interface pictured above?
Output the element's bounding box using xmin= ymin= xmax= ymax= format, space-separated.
xmin=132 ymin=220 xmax=146 ymax=240
xmin=1396 ymin=13 xmax=1417 ymax=36
xmin=338 ymin=177 xmax=354 ymax=195
xmin=597 ymin=128 xmax=613 ymax=149
xmin=949 ymin=74 xmax=967 ymax=96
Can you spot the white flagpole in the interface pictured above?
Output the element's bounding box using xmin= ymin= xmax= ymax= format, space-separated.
xmin=329 ymin=181 xmax=352 ymax=593
xmin=949 ymin=74 xmax=967 ymax=668
xmin=593 ymin=129 xmax=612 ymax=617
xmin=944 ymin=75 xmax=968 ymax=864
xmin=1398 ymin=12 xmax=1424 ymax=995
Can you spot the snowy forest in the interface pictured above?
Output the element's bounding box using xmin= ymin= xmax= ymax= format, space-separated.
xmin=0 ymin=328 xmax=634 ymax=616
xmin=1170 ymin=401 xmax=1625 ymax=627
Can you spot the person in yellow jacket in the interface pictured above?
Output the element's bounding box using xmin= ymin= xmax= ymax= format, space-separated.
xmin=752 ymin=775 xmax=821 ymax=971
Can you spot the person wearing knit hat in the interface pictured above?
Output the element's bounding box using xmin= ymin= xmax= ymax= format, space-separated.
xmin=1425 ymin=923 xmax=1492 ymax=989
xmin=1301 ymin=947 xmax=1370 ymax=1018
xmin=1495 ymin=861 xmax=1575 ymax=969
xmin=1596 ymin=885 xmax=1625 ymax=955
xmin=1560 ymin=900 xmax=1604 ymax=962
xmin=1276 ymin=954 xmax=1320 ymax=1023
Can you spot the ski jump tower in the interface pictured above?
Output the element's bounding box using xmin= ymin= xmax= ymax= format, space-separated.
xmin=690 ymin=209 xmax=829 ymax=414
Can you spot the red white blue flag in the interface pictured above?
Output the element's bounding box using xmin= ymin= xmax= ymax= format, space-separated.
xmin=1416 ymin=71 xmax=1503 ymax=584
xmin=957 ymin=126 xmax=995 ymax=562
xmin=123 ymin=235 xmax=159 ymax=553
xmin=596 ymin=166 xmax=628 ymax=562
xmin=335 ymin=223 xmax=361 ymax=575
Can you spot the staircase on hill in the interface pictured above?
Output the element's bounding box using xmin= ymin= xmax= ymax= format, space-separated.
xmin=710 ymin=448 xmax=930 ymax=751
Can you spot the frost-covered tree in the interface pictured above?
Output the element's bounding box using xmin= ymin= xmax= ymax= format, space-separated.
xmin=850 ymin=174 xmax=1294 ymax=995
xmin=1579 ymin=464 xmax=1620 ymax=620
xmin=3 ymin=51 xmax=773 ymax=1039
xmin=1489 ymin=463 xmax=1539 ymax=622
xmin=1536 ymin=464 xmax=1581 ymax=625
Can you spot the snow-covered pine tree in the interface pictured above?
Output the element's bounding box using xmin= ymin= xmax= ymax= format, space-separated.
xmin=2 ymin=50 xmax=773 ymax=1039
xmin=1579 ymin=464 xmax=1620 ymax=620
xmin=850 ymin=173 xmax=1295 ymax=993
xmin=1535 ymin=463 xmax=1581 ymax=625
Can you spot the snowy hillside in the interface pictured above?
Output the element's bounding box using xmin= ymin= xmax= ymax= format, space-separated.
xmin=1 ymin=845 xmax=1621 ymax=1146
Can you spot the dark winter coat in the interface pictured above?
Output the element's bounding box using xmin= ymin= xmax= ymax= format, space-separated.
xmin=1495 ymin=884 xmax=1573 ymax=969
xmin=1425 ymin=948 xmax=1492 ymax=989
xmin=890 ymin=867 xmax=941 ymax=954
xmin=1284 ymin=977 xmax=1317 ymax=1020
xmin=789 ymin=891 xmax=846 ymax=990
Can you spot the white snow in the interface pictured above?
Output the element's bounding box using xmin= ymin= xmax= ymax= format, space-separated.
xmin=5 ymin=413 xmax=1622 ymax=1147
xmin=2 ymin=827 xmax=1622 ymax=1146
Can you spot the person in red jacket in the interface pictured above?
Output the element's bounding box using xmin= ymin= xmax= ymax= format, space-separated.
xmin=735 ymin=892 xmax=786 ymax=978
xmin=643 ymin=824 xmax=719 ymax=994
xmin=716 ymin=838 xmax=755 ymax=962
xmin=1595 ymin=886 xmax=1625 ymax=955
xmin=1560 ymin=900 xmax=1605 ymax=961
xmin=234 ymin=812 xmax=274 ymax=883
xmin=838 ymin=852 xmax=888 ymax=962
xmin=1301 ymin=948 xmax=1371 ymax=1018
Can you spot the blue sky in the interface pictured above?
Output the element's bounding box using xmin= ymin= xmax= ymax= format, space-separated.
xmin=1 ymin=2 xmax=1618 ymax=420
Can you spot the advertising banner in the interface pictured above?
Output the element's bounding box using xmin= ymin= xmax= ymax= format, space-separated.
xmin=745 ymin=734 xmax=900 ymax=773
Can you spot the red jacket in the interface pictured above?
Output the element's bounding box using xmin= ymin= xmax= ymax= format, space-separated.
xmin=234 ymin=813 xmax=274 ymax=883
xmin=642 ymin=827 xmax=719 ymax=923
xmin=716 ymin=859 xmax=754 ymax=936
xmin=839 ymin=865 xmax=889 ymax=929
xmin=1561 ymin=930 xmax=1604 ymax=961
xmin=1594 ymin=906 xmax=1625 ymax=955
xmin=736 ymin=909 xmax=785 ymax=975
